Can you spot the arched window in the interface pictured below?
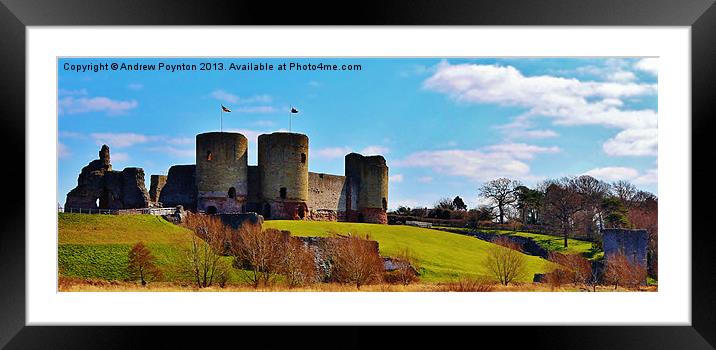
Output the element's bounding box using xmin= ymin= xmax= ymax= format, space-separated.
xmin=280 ymin=187 xmax=287 ymax=199
xmin=228 ymin=187 xmax=236 ymax=199
xmin=382 ymin=197 xmax=387 ymax=211
xmin=301 ymin=153 xmax=306 ymax=164
xmin=206 ymin=150 xmax=213 ymax=161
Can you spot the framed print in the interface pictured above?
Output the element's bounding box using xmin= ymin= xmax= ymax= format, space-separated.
xmin=2 ymin=0 xmax=716 ymax=348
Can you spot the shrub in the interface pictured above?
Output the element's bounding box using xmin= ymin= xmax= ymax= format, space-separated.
xmin=182 ymin=213 xmax=231 ymax=288
xmin=603 ymin=252 xmax=647 ymax=290
xmin=127 ymin=242 xmax=162 ymax=286
xmin=326 ymin=234 xmax=384 ymax=289
xmin=486 ymin=236 xmax=527 ymax=286
xmin=384 ymin=248 xmax=419 ymax=285
xmin=439 ymin=277 xmax=496 ymax=292
xmin=231 ymin=225 xmax=287 ymax=288
xmin=280 ymin=237 xmax=319 ymax=288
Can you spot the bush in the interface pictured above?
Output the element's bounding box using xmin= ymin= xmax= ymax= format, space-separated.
xmin=439 ymin=278 xmax=496 ymax=292
xmin=384 ymin=248 xmax=419 ymax=285
xmin=486 ymin=237 xmax=527 ymax=285
xmin=280 ymin=237 xmax=319 ymax=288
xmin=182 ymin=213 xmax=231 ymax=288
xmin=127 ymin=242 xmax=162 ymax=286
xmin=231 ymin=226 xmax=287 ymax=288
xmin=326 ymin=234 xmax=384 ymax=289
xmin=603 ymin=252 xmax=647 ymax=290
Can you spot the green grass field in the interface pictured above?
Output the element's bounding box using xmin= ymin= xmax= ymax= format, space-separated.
xmin=58 ymin=214 xmax=557 ymax=284
xmin=264 ymin=220 xmax=556 ymax=282
xmin=434 ymin=226 xmax=603 ymax=260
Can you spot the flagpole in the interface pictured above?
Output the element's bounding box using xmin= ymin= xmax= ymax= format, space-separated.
xmin=289 ymin=106 xmax=292 ymax=133
xmin=220 ymin=108 xmax=223 ymax=133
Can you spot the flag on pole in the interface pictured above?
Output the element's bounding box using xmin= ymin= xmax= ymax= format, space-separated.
xmin=290 ymin=107 xmax=299 ymax=113
xmin=222 ymin=105 xmax=232 ymax=112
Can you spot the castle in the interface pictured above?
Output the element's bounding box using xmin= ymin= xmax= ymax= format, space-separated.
xmin=65 ymin=132 xmax=390 ymax=224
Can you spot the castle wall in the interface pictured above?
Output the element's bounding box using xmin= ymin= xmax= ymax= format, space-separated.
xmin=258 ymin=132 xmax=309 ymax=219
xmin=307 ymin=172 xmax=347 ymax=221
xmin=159 ymin=164 xmax=197 ymax=211
xmin=149 ymin=175 xmax=167 ymax=203
xmin=195 ymin=132 xmax=248 ymax=213
xmin=602 ymin=228 xmax=648 ymax=268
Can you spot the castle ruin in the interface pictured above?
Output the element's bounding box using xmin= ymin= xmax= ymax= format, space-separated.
xmin=65 ymin=131 xmax=389 ymax=224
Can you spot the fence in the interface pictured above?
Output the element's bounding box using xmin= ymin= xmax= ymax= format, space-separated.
xmin=59 ymin=207 xmax=176 ymax=216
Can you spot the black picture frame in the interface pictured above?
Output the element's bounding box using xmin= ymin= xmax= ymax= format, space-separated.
xmin=2 ymin=0 xmax=715 ymax=348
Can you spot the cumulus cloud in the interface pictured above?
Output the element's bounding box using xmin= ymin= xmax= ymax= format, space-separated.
xmin=361 ymin=145 xmax=390 ymax=155
xmin=58 ymin=142 xmax=71 ymax=158
xmin=393 ymin=142 xmax=559 ymax=182
xmin=634 ymin=58 xmax=658 ymax=76
xmin=389 ymin=174 xmax=404 ymax=183
xmin=90 ymin=133 xmax=150 ymax=148
xmin=314 ymin=146 xmax=353 ymax=159
xmin=603 ymin=128 xmax=657 ymax=156
xmin=582 ymin=166 xmax=657 ymax=185
xmin=146 ymin=146 xmax=194 ymax=158
xmin=313 ymin=145 xmax=390 ymax=159
xmin=210 ymin=90 xmax=273 ymax=105
xmin=111 ymin=152 xmax=130 ymax=162
xmin=424 ymin=61 xmax=658 ymax=158
xmin=59 ymin=96 xmax=138 ymax=115
xmin=582 ymin=167 xmax=639 ymax=181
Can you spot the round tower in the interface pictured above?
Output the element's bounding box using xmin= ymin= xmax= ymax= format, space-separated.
xmin=257 ymin=132 xmax=309 ymax=219
xmin=195 ymin=132 xmax=248 ymax=214
xmin=344 ymin=153 xmax=389 ymax=224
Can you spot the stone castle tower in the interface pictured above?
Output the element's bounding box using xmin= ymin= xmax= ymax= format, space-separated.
xmin=68 ymin=131 xmax=389 ymax=224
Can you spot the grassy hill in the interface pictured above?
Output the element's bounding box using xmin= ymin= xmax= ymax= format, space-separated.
xmin=58 ymin=214 xmax=557 ymax=284
xmin=264 ymin=220 xmax=556 ymax=282
xmin=434 ymin=226 xmax=603 ymax=260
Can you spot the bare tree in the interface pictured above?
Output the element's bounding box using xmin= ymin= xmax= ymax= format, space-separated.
xmin=128 ymin=242 xmax=162 ymax=286
xmin=182 ymin=213 xmax=231 ymax=288
xmin=326 ymin=234 xmax=384 ymax=289
xmin=573 ymin=175 xmax=610 ymax=238
xmin=280 ymin=237 xmax=319 ymax=288
xmin=486 ymin=236 xmax=527 ymax=286
xmin=231 ymin=225 xmax=287 ymax=288
xmin=480 ymin=178 xmax=522 ymax=224
xmin=543 ymin=178 xmax=584 ymax=248
xmin=603 ymin=251 xmax=647 ymax=290
xmin=611 ymin=180 xmax=638 ymax=209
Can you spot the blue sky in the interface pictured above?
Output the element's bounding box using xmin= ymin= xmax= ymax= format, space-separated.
xmin=57 ymin=57 xmax=658 ymax=209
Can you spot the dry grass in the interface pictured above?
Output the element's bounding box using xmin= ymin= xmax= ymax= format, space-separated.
xmin=58 ymin=277 xmax=656 ymax=292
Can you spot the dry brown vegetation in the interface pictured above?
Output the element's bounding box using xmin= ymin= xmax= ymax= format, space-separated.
xmin=58 ymin=277 xmax=657 ymax=293
xmin=383 ymin=248 xmax=420 ymax=286
xmin=182 ymin=213 xmax=231 ymax=288
xmin=486 ymin=237 xmax=527 ymax=286
xmin=603 ymin=251 xmax=648 ymax=290
xmin=127 ymin=242 xmax=162 ymax=285
xmin=438 ymin=278 xmax=496 ymax=292
xmin=325 ymin=234 xmax=384 ymax=289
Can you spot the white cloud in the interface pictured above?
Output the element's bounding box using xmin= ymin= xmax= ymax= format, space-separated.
xmin=582 ymin=166 xmax=657 ymax=185
xmin=90 ymin=133 xmax=150 ymax=148
xmin=210 ymin=90 xmax=273 ymax=105
xmin=361 ymin=145 xmax=390 ymax=155
xmin=424 ymin=61 xmax=658 ymax=158
xmin=603 ymin=128 xmax=657 ymax=156
xmin=146 ymin=146 xmax=195 ymax=158
xmin=417 ymin=176 xmax=433 ymax=183
xmin=393 ymin=142 xmax=557 ymax=182
xmin=210 ymin=90 xmax=239 ymax=104
xmin=314 ymin=146 xmax=353 ymax=159
xmin=582 ymin=167 xmax=639 ymax=182
xmin=58 ymin=142 xmax=71 ymax=158
xmin=634 ymin=58 xmax=658 ymax=76
xmin=58 ymin=88 xmax=88 ymax=96
xmin=484 ymin=143 xmax=560 ymax=160
xmin=111 ymin=152 xmax=130 ymax=162
xmin=232 ymin=106 xmax=276 ymax=114
xmin=389 ymin=174 xmax=404 ymax=183
xmin=59 ymin=96 xmax=138 ymax=115
xmin=127 ymin=83 xmax=143 ymax=90
xmin=633 ymin=168 xmax=658 ymax=185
